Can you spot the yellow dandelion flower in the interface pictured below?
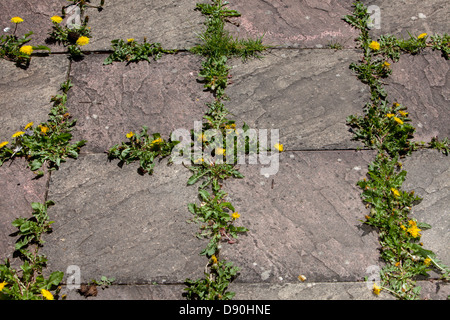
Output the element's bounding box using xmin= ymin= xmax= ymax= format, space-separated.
xmin=11 ymin=17 xmax=24 ymax=24
xmin=0 ymin=141 xmax=9 ymax=149
xmin=215 ymin=147 xmax=225 ymax=156
xmin=76 ymin=36 xmax=90 ymax=46
xmin=369 ymin=41 xmax=380 ymax=51
xmin=197 ymin=134 xmax=207 ymax=142
xmin=424 ymin=258 xmax=431 ymax=266
xmin=193 ymin=158 xmax=204 ymax=164
xmin=393 ymin=103 xmax=400 ymax=107
xmin=211 ymin=255 xmax=218 ymax=264
xmin=391 ymin=188 xmax=400 ymax=197
xmin=386 ymin=113 xmax=395 ymax=118
xmin=394 ymin=117 xmax=403 ymax=125
xmin=126 ymin=131 xmax=134 ymax=139
xmin=395 ymin=261 xmax=400 ymax=267
xmin=151 ymin=138 xmax=164 ymax=145
xmin=127 ymin=38 xmax=135 ymax=43
xmin=274 ymin=143 xmax=283 ymax=152
xmin=231 ymin=212 xmax=240 ymax=220
xmin=12 ymin=131 xmax=25 ymax=138
xmin=24 ymin=122 xmax=33 ymax=130
xmin=407 ymin=220 xmax=421 ymax=238
xmin=51 ymin=16 xmax=63 ymax=24
xmin=19 ymin=45 xmax=33 ymax=55
xmin=373 ymin=283 xmax=382 ymax=295
xmin=398 ymin=110 xmax=408 ymax=117
xmin=39 ymin=125 xmax=49 ymax=134
xmin=400 ymin=224 xmax=406 ymax=231
xmin=0 ymin=281 xmax=7 ymax=291
xmin=41 ymin=289 xmax=54 ymax=300
xmin=383 ymin=61 xmax=390 ymax=67
xmin=418 ymin=33 xmax=427 ymax=39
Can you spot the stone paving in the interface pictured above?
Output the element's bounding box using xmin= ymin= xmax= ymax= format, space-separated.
xmin=0 ymin=0 xmax=449 ymax=301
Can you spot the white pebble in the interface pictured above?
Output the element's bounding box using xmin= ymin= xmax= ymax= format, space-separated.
xmin=418 ymin=13 xmax=426 ymax=19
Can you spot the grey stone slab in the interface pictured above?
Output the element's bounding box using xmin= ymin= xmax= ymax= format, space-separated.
xmin=363 ymin=0 xmax=450 ymax=40
xmin=226 ymin=0 xmax=360 ymax=49
xmin=0 ymin=0 xmax=68 ymax=53
xmin=385 ymin=50 xmax=450 ymax=143
xmin=403 ymin=150 xmax=450 ymax=267
xmin=41 ymin=153 xmax=208 ymax=284
xmin=0 ymin=55 xmax=70 ymax=143
xmin=83 ymin=0 xmax=205 ymax=51
xmin=66 ymin=52 xmax=210 ymax=153
xmin=231 ymin=282 xmax=395 ymax=300
xmin=220 ymin=150 xmax=382 ymax=283
xmin=226 ymin=49 xmax=368 ymax=150
xmin=0 ymin=158 xmax=49 ymax=264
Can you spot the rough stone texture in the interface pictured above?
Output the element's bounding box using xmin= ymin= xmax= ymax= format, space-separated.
xmin=83 ymin=0 xmax=205 ymax=51
xmin=0 ymin=55 xmax=70 ymax=142
xmin=41 ymin=154 xmax=208 ymax=284
xmin=0 ymin=158 xmax=49 ymax=264
xmin=0 ymin=0 xmax=68 ymax=53
xmin=226 ymin=0 xmax=360 ymax=48
xmin=66 ymin=52 xmax=210 ymax=153
xmin=385 ymin=50 xmax=450 ymax=143
xmin=364 ymin=0 xmax=450 ymax=40
xmin=227 ymin=49 xmax=368 ymax=150
xmin=403 ymin=150 xmax=450 ymax=267
xmin=220 ymin=150 xmax=382 ymax=283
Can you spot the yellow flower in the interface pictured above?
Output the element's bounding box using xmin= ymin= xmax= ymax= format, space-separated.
xmin=386 ymin=113 xmax=395 ymax=118
xmin=383 ymin=61 xmax=390 ymax=67
xmin=193 ymin=158 xmax=204 ymax=164
xmin=231 ymin=212 xmax=240 ymax=220
xmin=398 ymin=110 xmax=408 ymax=117
xmin=76 ymin=36 xmax=90 ymax=46
xmin=39 ymin=125 xmax=49 ymax=134
xmin=126 ymin=131 xmax=134 ymax=139
xmin=418 ymin=33 xmax=427 ymax=39
xmin=11 ymin=17 xmax=24 ymax=24
xmin=369 ymin=41 xmax=380 ymax=51
xmin=274 ymin=143 xmax=283 ymax=152
xmin=407 ymin=220 xmax=421 ymax=238
xmin=12 ymin=131 xmax=25 ymax=138
xmin=211 ymin=255 xmax=218 ymax=264
xmin=372 ymin=284 xmax=382 ymax=295
xmin=424 ymin=258 xmax=432 ymax=266
xmin=151 ymin=138 xmax=163 ymax=145
xmin=391 ymin=188 xmax=400 ymax=197
xmin=393 ymin=103 xmax=400 ymax=107
xmin=215 ymin=147 xmax=225 ymax=156
xmin=0 ymin=141 xmax=9 ymax=149
xmin=19 ymin=45 xmax=33 ymax=55
xmin=51 ymin=16 xmax=63 ymax=24
xmin=400 ymin=224 xmax=406 ymax=231
xmin=0 ymin=281 xmax=7 ymax=291
xmin=127 ymin=38 xmax=135 ymax=43
xmin=24 ymin=122 xmax=33 ymax=130
xmin=41 ymin=289 xmax=54 ymax=300
xmin=394 ymin=117 xmax=403 ymax=125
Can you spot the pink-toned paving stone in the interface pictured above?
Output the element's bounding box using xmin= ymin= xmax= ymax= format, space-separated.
xmin=226 ymin=0 xmax=360 ymax=48
xmin=66 ymin=52 xmax=210 ymax=153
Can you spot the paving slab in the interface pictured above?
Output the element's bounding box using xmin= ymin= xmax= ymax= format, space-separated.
xmin=0 ymin=158 xmax=49 ymax=264
xmin=220 ymin=150 xmax=381 ymax=283
xmin=227 ymin=49 xmax=367 ymax=151
xmin=403 ymin=150 xmax=450 ymax=267
xmin=83 ymin=0 xmax=205 ymax=51
xmin=385 ymin=50 xmax=450 ymax=143
xmin=226 ymin=0 xmax=359 ymax=49
xmin=0 ymin=55 xmax=70 ymax=142
xmin=66 ymin=52 xmax=210 ymax=153
xmin=41 ymin=153 xmax=208 ymax=284
xmin=363 ymin=0 xmax=450 ymax=41
xmin=0 ymin=0 xmax=68 ymax=53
